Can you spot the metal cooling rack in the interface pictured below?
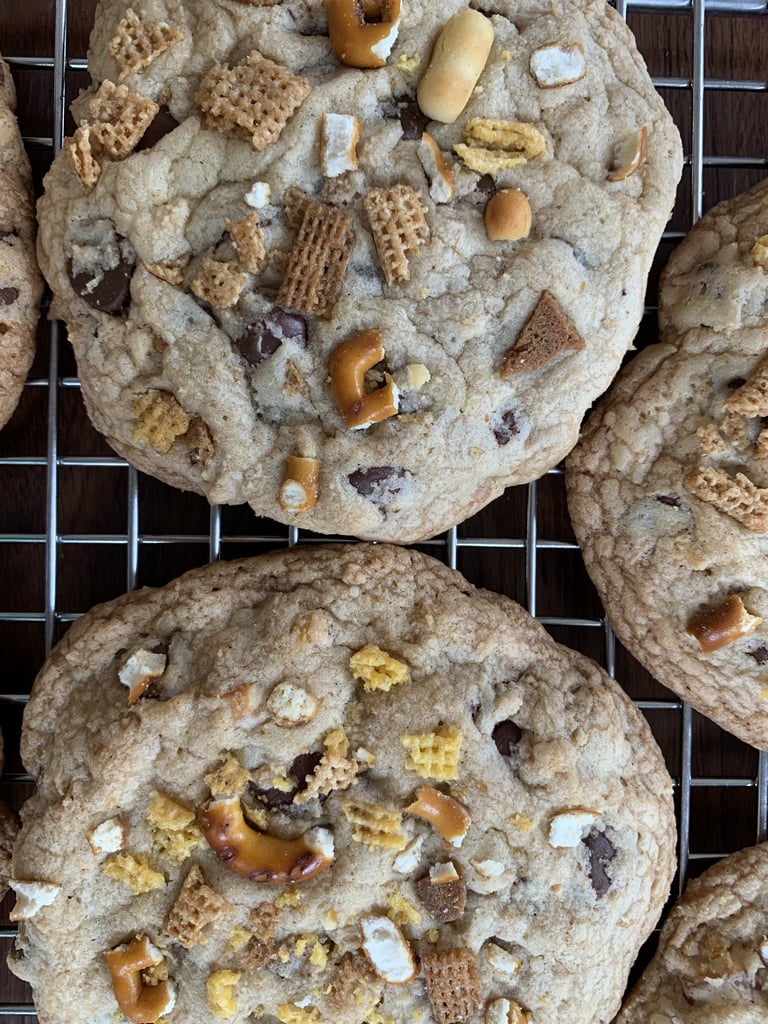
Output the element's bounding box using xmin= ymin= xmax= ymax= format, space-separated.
xmin=2 ymin=0 xmax=768 ymax=1018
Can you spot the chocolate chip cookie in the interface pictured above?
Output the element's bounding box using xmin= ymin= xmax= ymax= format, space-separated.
xmin=0 ymin=726 xmax=19 ymax=902
xmin=616 ymin=843 xmax=768 ymax=1022
xmin=9 ymin=543 xmax=675 ymax=1024
xmin=0 ymin=55 xmax=44 ymax=430
xmin=35 ymin=0 xmax=682 ymax=540
xmin=566 ymin=177 xmax=768 ymax=750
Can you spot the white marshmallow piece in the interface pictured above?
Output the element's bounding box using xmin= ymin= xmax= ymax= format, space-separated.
xmin=321 ymin=113 xmax=362 ymax=178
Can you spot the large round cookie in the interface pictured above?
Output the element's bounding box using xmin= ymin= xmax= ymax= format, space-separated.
xmin=0 ymin=55 xmax=44 ymax=430
xmin=566 ymin=177 xmax=768 ymax=750
xmin=616 ymin=844 xmax=768 ymax=1023
xmin=36 ymin=0 xmax=682 ymax=541
xmin=9 ymin=544 xmax=675 ymax=1024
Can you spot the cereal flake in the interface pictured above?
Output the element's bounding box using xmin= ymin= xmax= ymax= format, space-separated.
xmin=132 ymin=390 xmax=190 ymax=454
xmin=108 ymin=7 xmax=183 ymax=80
xmin=401 ymin=725 xmax=462 ymax=780
xmin=164 ymin=864 xmax=233 ymax=947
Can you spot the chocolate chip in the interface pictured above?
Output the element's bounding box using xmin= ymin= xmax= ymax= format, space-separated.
xmin=236 ymin=307 xmax=307 ymax=366
xmin=395 ymin=94 xmax=430 ymax=140
xmin=749 ymin=645 xmax=768 ymax=665
xmin=727 ymin=377 xmax=747 ymax=390
xmin=492 ymin=720 xmax=522 ymax=756
xmin=582 ymin=828 xmax=614 ymax=897
xmin=68 ymin=250 xmax=135 ymax=315
xmin=656 ymin=494 xmax=689 ymax=510
xmin=0 ymin=287 xmax=18 ymax=305
xmin=150 ymin=641 xmax=170 ymax=657
xmin=0 ymin=228 xmax=18 ymax=241
xmin=476 ymin=174 xmax=497 ymax=197
xmin=492 ymin=409 xmax=520 ymax=445
xmin=348 ymin=466 xmax=406 ymax=506
xmin=136 ymin=105 xmax=180 ymax=151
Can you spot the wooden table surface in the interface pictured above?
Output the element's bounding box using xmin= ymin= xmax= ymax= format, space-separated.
xmin=1 ymin=2 xmax=768 ymax=1020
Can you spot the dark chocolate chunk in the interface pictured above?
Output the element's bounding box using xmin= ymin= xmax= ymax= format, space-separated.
xmin=493 ymin=409 xmax=520 ymax=445
xmin=395 ymin=94 xmax=430 ymax=140
xmin=136 ymin=105 xmax=180 ymax=151
xmin=248 ymin=750 xmax=324 ymax=809
xmin=582 ymin=828 xmax=615 ymax=897
xmin=68 ymin=250 xmax=135 ymax=315
xmin=492 ymin=720 xmax=522 ymax=756
xmin=476 ymin=174 xmax=497 ymax=197
xmin=727 ymin=377 xmax=747 ymax=390
xmin=656 ymin=494 xmax=689 ymax=510
xmin=0 ymin=287 xmax=18 ymax=305
xmin=348 ymin=466 xmax=406 ymax=507
xmin=749 ymin=644 xmax=768 ymax=665
xmin=236 ymin=307 xmax=307 ymax=366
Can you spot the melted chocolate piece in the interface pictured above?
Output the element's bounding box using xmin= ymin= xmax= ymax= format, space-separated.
xmin=348 ymin=466 xmax=406 ymax=507
xmin=492 ymin=720 xmax=522 ymax=756
xmin=493 ymin=409 xmax=520 ymax=445
xmin=656 ymin=494 xmax=689 ymax=510
xmin=0 ymin=287 xmax=18 ymax=305
xmin=582 ymin=828 xmax=615 ymax=897
xmin=395 ymin=94 xmax=430 ymax=140
xmin=68 ymin=250 xmax=135 ymax=315
xmin=727 ymin=377 xmax=747 ymax=390
xmin=476 ymin=174 xmax=497 ymax=197
xmin=136 ymin=105 xmax=180 ymax=151
xmin=749 ymin=644 xmax=768 ymax=665
xmin=237 ymin=308 xmax=307 ymax=366
xmin=249 ymin=750 xmax=324 ymax=809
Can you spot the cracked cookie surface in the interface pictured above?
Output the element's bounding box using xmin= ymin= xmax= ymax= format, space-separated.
xmin=37 ymin=0 xmax=681 ymax=540
xmin=10 ymin=544 xmax=675 ymax=1024
xmin=566 ymin=177 xmax=768 ymax=750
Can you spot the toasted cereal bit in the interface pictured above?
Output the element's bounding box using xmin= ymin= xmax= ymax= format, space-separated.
xmin=227 ymin=925 xmax=251 ymax=952
xmin=102 ymin=851 xmax=165 ymax=894
xmin=401 ymin=725 xmax=462 ymax=780
xmin=309 ymin=939 xmax=329 ymax=969
xmin=163 ymin=864 xmax=233 ymax=947
xmin=277 ymin=191 xmax=355 ymax=317
xmin=132 ymin=390 xmax=190 ymax=454
xmin=154 ymin=822 xmax=205 ymax=864
xmin=684 ymin=464 xmax=768 ymax=532
xmin=324 ymin=727 xmax=350 ymax=757
xmin=146 ymin=255 xmax=190 ymax=285
xmin=227 ymin=212 xmax=267 ymax=275
xmin=207 ymin=970 xmax=240 ymax=1020
xmin=196 ymin=51 xmax=310 ymax=151
xmin=327 ymin=950 xmax=380 ymax=1012
xmin=752 ymin=234 xmax=768 ymax=269
xmin=190 ymin=257 xmax=249 ymax=309
xmin=719 ymin=411 xmax=752 ymax=452
xmin=277 ymin=1004 xmax=321 ymax=1024
xmin=364 ymin=184 xmax=430 ymax=285
xmin=241 ymin=902 xmax=281 ymax=969
xmin=67 ymin=126 xmax=101 ymax=189
xmin=275 ymin=889 xmax=303 ymax=909
xmin=85 ymin=80 xmax=159 ymax=159
xmin=723 ymin=355 xmax=768 ymax=417
xmin=454 ymin=119 xmax=547 ymax=175
xmin=508 ymin=812 xmax=534 ymax=832
xmin=421 ymin=947 xmax=482 ymax=1024
xmin=386 ymin=890 xmax=423 ymax=926
xmin=147 ymin=790 xmax=195 ymax=831
xmin=294 ymin=751 xmax=360 ymax=804
xmin=341 ymin=798 xmax=407 ymax=850
xmin=186 ymin=416 xmax=215 ymax=465
xmin=205 ymin=752 xmax=252 ymax=798
xmin=108 ymin=7 xmax=183 ymax=80
xmin=350 ymin=644 xmax=408 ymax=692
xmin=696 ymin=422 xmax=726 ymax=455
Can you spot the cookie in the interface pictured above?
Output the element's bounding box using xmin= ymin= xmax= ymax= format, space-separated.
xmin=0 ymin=55 xmax=44 ymax=430
xmin=616 ymin=843 xmax=768 ymax=1022
xmin=9 ymin=543 xmax=675 ymax=1024
xmin=566 ymin=177 xmax=768 ymax=750
xmin=35 ymin=0 xmax=682 ymax=541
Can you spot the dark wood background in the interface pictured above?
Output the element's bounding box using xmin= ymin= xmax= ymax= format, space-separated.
xmin=1 ymin=2 xmax=768 ymax=1019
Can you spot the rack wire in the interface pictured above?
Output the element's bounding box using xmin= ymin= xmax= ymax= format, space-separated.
xmin=1 ymin=0 xmax=768 ymax=1018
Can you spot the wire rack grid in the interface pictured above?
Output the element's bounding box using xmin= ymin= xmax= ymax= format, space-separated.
xmin=1 ymin=0 xmax=768 ymax=1019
